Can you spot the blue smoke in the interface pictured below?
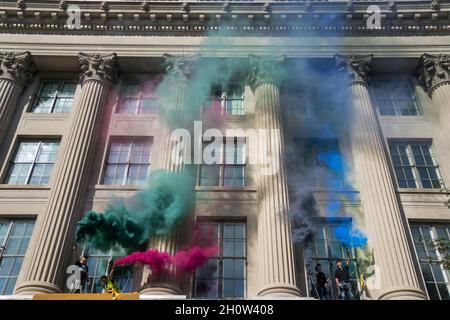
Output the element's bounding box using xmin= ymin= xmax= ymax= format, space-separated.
xmin=335 ymin=224 xmax=368 ymax=249
xmin=317 ymin=151 xmax=343 ymax=178
xmin=316 ymin=151 xmax=368 ymax=249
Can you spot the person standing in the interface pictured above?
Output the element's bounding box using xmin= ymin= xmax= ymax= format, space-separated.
xmin=315 ymin=263 xmax=328 ymax=300
xmin=73 ymin=255 xmax=89 ymax=293
xmin=334 ymin=250 xmax=354 ymax=300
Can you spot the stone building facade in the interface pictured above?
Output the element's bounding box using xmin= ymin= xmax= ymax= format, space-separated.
xmin=0 ymin=0 xmax=449 ymax=300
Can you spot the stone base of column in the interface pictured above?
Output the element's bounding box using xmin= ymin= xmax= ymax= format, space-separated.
xmin=139 ymin=282 xmax=183 ymax=296
xmin=257 ymin=283 xmax=302 ymax=297
xmin=377 ymin=287 xmax=427 ymax=300
xmin=13 ymin=281 xmax=61 ymax=295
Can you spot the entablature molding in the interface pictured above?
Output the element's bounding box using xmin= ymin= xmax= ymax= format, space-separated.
xmin=0 ymin=1 xmax=449 ymax=36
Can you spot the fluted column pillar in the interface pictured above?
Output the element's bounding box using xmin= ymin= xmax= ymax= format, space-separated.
xmin=14 ymin=53 xmax=119 ymax=295
xmin=417 ymin=54 xmax=450 ymax=139
xmin=0 ymin=51 xmax=35 ymax=143
xmin=335 ymin=54 xmax=426 ymax=300
xmin=248 ymin=54 xmax=301 ymax=297
xmin=140 ymin=54 xmax=199 ymax=296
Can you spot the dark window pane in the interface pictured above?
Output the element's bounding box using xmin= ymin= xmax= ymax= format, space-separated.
xmin=420 ymin=263 xmax=434 ymax=281
xmin=222 ymin=279 xmax=234 ymax=298
xmin=223 ymin=240 xmax=234 ymax=257
xmin=234 ymin=240 xmax=245 ymax=258
xmin=234 ymin=279 xmax=245 ymax=298
xmin=223 ymin=259 xmax=234 ymax=278
xmin=234 ymin=259 xmax=245 ymax=278
xmin=437 ymin=283 xmax=450 ymax=300
xmin=223 ymin=224 xmax=234 ymax=239
xmin=426 ymin=282 xmax=441 ymax=300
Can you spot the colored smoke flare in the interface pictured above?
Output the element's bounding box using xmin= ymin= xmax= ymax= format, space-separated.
xmin=114 ymin=249 xmax=171 ymax=274
xmin=112 ymin=246 xmax=219 ymax=275
xmin=75 ymin=170 xmax=194 ymax=252
xmin=335 ymin=224 xmax=368 ymax=249
xmin=173 ymin=246 xmax=220 ymax=273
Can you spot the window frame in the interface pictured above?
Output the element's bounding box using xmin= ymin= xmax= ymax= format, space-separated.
xmin=388 ymin=140 xmax=443 ymax=190
xmin=296 ymin=138 xmax=344 ymax=188
xmin=198 ymin=137 xmax=246 ymax=188
xmin=371 ymin=78 xmax=421 ymax=116
xmin=410 ymin=223 xmax=450 ymax=300
xmin=192 ymin=220 xmax=247 ymax=299
xmin=101 ymin=137 xmax=152 ymax=186
xmin=4 ymin=139 xmax=60 ymax=185
xmin=117 ymin=81 xmax=161 ymax=115
xmin=307 ymin=219 xmax=362 ymax=300
xmin=30 ymin=80 xmax=77 ymax=113
xmin=0 ymin=218 xmax=35 ymax=295
xmin=206 ymin=81 xmax=245 ymax=116
xmin=81 ymin=246 xmax=133 ymax=294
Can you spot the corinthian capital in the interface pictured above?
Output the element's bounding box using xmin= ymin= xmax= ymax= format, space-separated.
xmin=78 ymin=52 xmax=120 ymax=84
xmin=335 ymin=54 xmax=373 ymax=85
xmin=0 ymin=51 xmax=36 ymax=87
xmin=248 ymin=54 xmax=287 ymax=92
xmin=163 ymin=53 xmax=200 ymax=82
xmin=417 ymin=53 xmax=450 ymax=95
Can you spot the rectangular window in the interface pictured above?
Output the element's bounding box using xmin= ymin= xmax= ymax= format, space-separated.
xmin=31 ymin=80 xmax=76 ymax=113
xmin=389 ymin=141 xmax=443 ymax=189
xmin=193 ymin=221 xmax=246 ymax=299
xmin=410 ymin=223 xmax=449 ymax=300
xmin=199 ymin=138 xmax=246 ymax=187
xmin=207 ymin=82 xmax=244 ymax=116
xmin=118 ymin=82 xmax=160 ymax=114
xmin=84 ymin=248 xmax=133 ymax=293
xmin=297 ymin=138 xmax=343 ymax=188
xmin=0 ymin=219 xmax=35 ymax=295
xmin=308 ymin=220 xmax=361 ymax=300
xmin=103 ymin=138 xmax=152 ymax=186
xmin=5 ymin=140 xmax=60 ymax=185
xmin=372 ymin=79 xmax=420 ymax=116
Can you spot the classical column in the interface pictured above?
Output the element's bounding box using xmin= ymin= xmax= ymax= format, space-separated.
xmin=14 ymin=53 xmax=119 ymax=295
xmin=248 ymin=54 xmax=301 ymax=297
xmin=417 ymin=54 xmax=450 ymax=139
xmin=335 ymin=54 xmax=426 ymax=300
xmin=0 ymin=51 xmax=35 ymax=143
xmin=140 ymin=54 xmax=199 ymax=296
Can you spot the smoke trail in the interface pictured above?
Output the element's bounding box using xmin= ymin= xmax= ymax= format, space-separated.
xmin=285 ymin=60 xmax=369 ymax=251
xmin=290 ymin=190 xmax=319 ymax=244
xmin=172 ymin=246 xmax=220 ymax=273
xmin=114 ymin=249 xmax=171 ymax=274
xmin=335 ymin=224 xmax=368 ymax=248
xmin=75 ymin=170 xmax=194 ymax=252
xmin=112 ymin=246 xmax=219 ymax=275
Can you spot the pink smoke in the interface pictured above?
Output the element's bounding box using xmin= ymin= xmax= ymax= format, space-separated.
xmin=172 ymin=246 xmax=220 ymax=273
xmin=114 ymin=249 xmax=171 ymax=274
xmin=204 ymin=99 xmax=226 ymax=127
xmin=113 ymin=246 xmax=219 ymax=275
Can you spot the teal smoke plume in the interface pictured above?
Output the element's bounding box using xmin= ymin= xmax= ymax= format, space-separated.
xmin=75 ymin=170 xmax=194 ymax=252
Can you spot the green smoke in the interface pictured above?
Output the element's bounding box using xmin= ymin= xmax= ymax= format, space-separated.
xmin=75 ymin=170 xmax=194 ymax=252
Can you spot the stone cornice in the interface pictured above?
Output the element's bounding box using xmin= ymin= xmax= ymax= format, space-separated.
xmin=335 ymin=53 xmax=373 ymax=85
xmin=248 ymin=54 xmax=287 ymax=92
xmin=0 ymin=1 xmax=449 ymax=36
xmin=0 ymin=50 xmax=35 ymax=86
xmin=78 ymin=52 xmax=119 ymax=84
xmin=417 ymin=53 xmax=450 ymax=95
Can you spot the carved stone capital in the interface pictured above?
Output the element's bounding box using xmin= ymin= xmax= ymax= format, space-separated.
xmin=78 ymin=52 xmax=119 ymax=84
xmin=248 ymin=54 xmax=287 ymax=92
xmin=0 ymin=51 xmax=36 ymax=87
xmin=417 ymin=53 xmax=450 ymax=95
xmin=335 ymin=54 xmax=373 ymax=85
xmin=163 ymin=53 xmax=200 ymax=82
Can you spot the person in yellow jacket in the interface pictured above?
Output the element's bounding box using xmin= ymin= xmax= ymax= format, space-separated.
xmin=100 ymin=267 xmax=121 ymax=299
